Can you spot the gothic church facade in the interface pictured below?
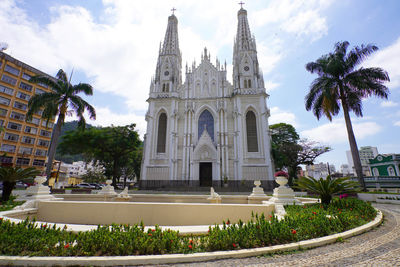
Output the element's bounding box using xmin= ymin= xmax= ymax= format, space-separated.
xmin=141 ymin=7 xmax=274 ymax=189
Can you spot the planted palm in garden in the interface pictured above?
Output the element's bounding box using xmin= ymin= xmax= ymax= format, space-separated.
xmin=0 ymin=167 xmax=40 ymax=201
xmin=295 ymin=175 xmax=359 ymax=205
xmin=305 ymin=41 xmax=390 ymax=191
xmin=27 ymin=69 xmax=96 ymax=180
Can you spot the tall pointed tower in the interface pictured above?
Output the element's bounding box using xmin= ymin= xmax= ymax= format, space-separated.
xmin=231 ymin=6 xmax=274 ymax=182
xmin=142 ymin=13 xmax=182 ymax=184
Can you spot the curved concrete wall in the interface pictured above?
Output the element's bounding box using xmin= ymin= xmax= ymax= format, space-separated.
xmin=34 ymin=201 xmax=274 ymax=226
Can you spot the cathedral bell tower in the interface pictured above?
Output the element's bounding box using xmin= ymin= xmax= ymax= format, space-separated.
xmin=232 ymin=7 xmax=265 ymax=93
xmin=151 ymin=13 xmax=182 ymax=95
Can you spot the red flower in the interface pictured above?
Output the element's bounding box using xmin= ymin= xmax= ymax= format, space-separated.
xmin=188 ymin=245 xmax=193 ymax=249
xmin=226 ymin=220 xmax=230 ymax=225
xmin=189 ymin=240 xmax=193 ymax=244
xmin=64 ymin=244 xmax=70 ymax=249
xmin=233 ymin=243 xmax=236 ymax=248
xmin=148 ymin=233 xmax=152 ymax=236
xmin=339 ymin=211 xmax=342 ymax=214
xmin=269 ymin=215 xmax=273 ymax=218
xmin=274 ymin=171 xmax=288 ymax=178
xmin=350 ymin=208 xmax=353 ymax=211
xmin=291 ymin=229 xmax=297 ymax=234
xmin=312 ymin=211 xmax=317 ymax=215
xmin=152 ymin=229 xmax=155 ymax=232
xmin=170 ymin=240 xmax=173 ymax=243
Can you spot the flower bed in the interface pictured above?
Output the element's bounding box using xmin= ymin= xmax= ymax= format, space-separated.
xmin=0 ymin=197 xmax=25 ymax=212
xmin=0 ymin=198 xmax=376 ymax=256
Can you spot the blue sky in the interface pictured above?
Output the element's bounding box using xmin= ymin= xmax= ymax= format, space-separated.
xmin=1 ymin=0 xmax=399 ymax=170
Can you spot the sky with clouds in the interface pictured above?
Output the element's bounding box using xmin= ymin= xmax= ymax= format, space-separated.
xmin=1 ymin=0 xmax=399 ymax=170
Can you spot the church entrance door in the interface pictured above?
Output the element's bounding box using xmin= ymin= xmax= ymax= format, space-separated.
xmin=199 ymin=162 xmax=212 ymax=187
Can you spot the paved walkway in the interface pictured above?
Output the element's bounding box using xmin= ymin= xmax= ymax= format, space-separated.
xmin=157 ymin=204 xmax=400 ymax=267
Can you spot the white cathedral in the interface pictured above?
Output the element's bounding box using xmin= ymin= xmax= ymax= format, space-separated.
xmin=140 ymin=7 xmax=274 ymax=189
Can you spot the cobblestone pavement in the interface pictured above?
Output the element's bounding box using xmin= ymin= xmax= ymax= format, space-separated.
xmin=155 ymin=204 xmax=400 ymax=267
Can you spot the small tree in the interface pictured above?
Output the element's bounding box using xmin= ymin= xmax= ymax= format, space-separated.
xmin=295 ymin=175 xmax=359 ymax=205
xmin=0 ymin=167 xmax=40 ymax=201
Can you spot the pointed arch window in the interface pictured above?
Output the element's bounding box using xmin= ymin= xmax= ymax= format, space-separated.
xmin=244 ymin=79 xmax=248 ymax=88
xmin=157 ymin=113 xmax=167 ymax=153
xmin=246 ymin=111 xmax=258 ymax=152
xmin=248 ymin=79 xmax=251 ymax=88
xmin=198 ymin=110 xmax=214 ymax=142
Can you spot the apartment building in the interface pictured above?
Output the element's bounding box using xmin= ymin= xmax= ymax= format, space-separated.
xmin=0 ymin=51 xmax=55 ymax=170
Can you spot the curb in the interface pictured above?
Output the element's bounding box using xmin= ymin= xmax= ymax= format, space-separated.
xmin=0 ymin=209 xmax=383 ymax=266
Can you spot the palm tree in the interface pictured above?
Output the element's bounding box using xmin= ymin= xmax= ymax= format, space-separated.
xmin=0 ymin=167 xmax=40 ymax=201
xmin=305 ymin=41 xmax=390 ymax=191
xmin=27 ymin=69 xmax=96 ymax=180
xmin=296 ymin=175 xmax=359 ymax=205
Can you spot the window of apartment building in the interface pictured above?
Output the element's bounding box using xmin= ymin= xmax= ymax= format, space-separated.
xmin=18 ymin=146 xmax=33 ymax=155
xmin=1 ymin=74 xmax=17 ymax=86
xmin=21 ymin=136 xmax=35 ymax=144
xmin=0 ymin=96 xmax=11 ymax=106
xmin=19 ymin=82 xmax=33 ymax=92
xmin=33 ymin=159 xmax=45 ymax=166
xmin=35 ymin=149 xmax=47 ymax=156
xmin=3 ymin=132 xmax=19 ymax=142
xmin=24 ymin=125 xmax=38 ymax=134
xmin=22 ymin=73 xmax=32 ymax=80
xmin=0 ymin=156 xmax=13 ymax=164
xmin=0 ymin=120 xmax=4 ymax=126
xmin=0 ymin=108 xmax=7 ymax=117
xmin=10 ymin=111 xmax=25 ymax=121
xmin=4 ymin=64 xmax=20 ymax=76
xmin=7 ymin=121 xmax=22 ymax=131
xmin=40 ymin=129 xmax=51 ymax=137
xmin=0 ymin=85 xmax=14 ymax=95
xmin=16 ymin=91 xmax=30 ymax=101
xmin=38 ymin=82 xmax=48 ymax=89
xmin=27 ymin=117 xmax=40 ymax=125
xmin=35 ymin=109 xmax=43 ymax=116
xmin=16 ymin=157 xmax=30 ymax=165
xmin=35 ymin=88 xmax=45 ymax=95
xmin=37 ymin=139 xmax=50 ymax=147
xmin=41 ymin=121 xmax=54 ymax=128
xmin=0 ymin=144 xmax=16 ymax=153
xmin=13 ymin=101 xmax=27 ymax=111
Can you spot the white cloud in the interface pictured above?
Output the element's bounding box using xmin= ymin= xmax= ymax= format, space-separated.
xmin=253 ymin=0 xmax=330 ymax=41
xmin=265 ymin=80 xmax=280 ymax=92
xmin=395 ymin=121 xmax=400 ymax=127
xmin=365 ymin=36 xmax=400 ymax=89
xmin=301 ymin=118 xmax=382 ymax=144
xmin=66 ymin=105 xmax=147 ymax=137
xmin=381 ymin=100 xmax=398 ymax=107
xmin=269 ymin=107 xmax=298 ymax=127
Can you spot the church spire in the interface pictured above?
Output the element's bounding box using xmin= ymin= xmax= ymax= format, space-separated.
xmin=161 ymin=13 xmax=180 ymax=56
xmin=234 ymin=6 xmax=256 ymax=52
xmin=151 ymin=11 xmax=182 ymax=95
xmin=232 ymin=6 xmax=265 ymax=92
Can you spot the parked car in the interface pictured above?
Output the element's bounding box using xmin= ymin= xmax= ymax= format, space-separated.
xmin=89 ymin=183 xmax=102 ymax=190
xmin=76 ymin=183 xmax=95 ymax=189
xmin=15 ymin=181 xmax=28 ymax=189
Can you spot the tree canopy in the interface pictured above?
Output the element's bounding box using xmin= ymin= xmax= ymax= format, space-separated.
xmin=269 ymin=123 xmax=331 ymax=185
xmin=58 ymin=124 xmax=142 ymax=186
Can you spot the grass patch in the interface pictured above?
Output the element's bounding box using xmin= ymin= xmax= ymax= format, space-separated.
xmin=0 ymin=198 xmax=376 ymax=256
xmin=0 ymin=196 xmax=25 ymax=212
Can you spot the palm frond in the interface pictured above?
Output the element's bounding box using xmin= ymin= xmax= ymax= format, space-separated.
xmin=346 ymin=44 xmax=379 ymax=71
xmin=26 ymin=92 xmax=60 ymax=121
xmin=73 ymin=83 xmax=93 ymax=96
xmin=29 ymin=76 xmax=60 ymax=91
xmin=56 ymin=69 xmax=69 ymax=83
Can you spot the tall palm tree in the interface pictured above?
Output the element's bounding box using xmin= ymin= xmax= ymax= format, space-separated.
xmin=27 ymin=69 xmax=96 ymax=180
xmin=305 ymin=41 xmax=390 ymax=191
xmin=0 ymin=167 xmax=40 ymax=201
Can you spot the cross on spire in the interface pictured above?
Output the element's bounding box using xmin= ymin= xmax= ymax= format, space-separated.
xmin=171 ymin=7 xmax=176 ymax=15
xmin=239 ymin=1 xmax=245 ymax=9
